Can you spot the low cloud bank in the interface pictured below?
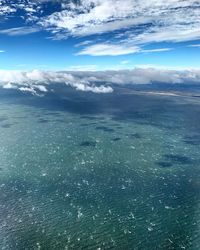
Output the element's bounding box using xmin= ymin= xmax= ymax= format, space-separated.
xmin=0 ymin=68 xmax=200 ymax=95
xmin=0 ymin=70 xmax=113 ymax=94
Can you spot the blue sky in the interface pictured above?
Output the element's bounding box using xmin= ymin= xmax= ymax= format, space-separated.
xmin=0 ymin=0 xmax=200 ymax=71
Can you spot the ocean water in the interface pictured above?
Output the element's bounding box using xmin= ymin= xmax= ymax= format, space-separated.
xmin=0 ymin=87 xmax=200 ymax=249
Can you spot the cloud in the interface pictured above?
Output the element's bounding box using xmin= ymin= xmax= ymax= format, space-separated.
xmin=142 ymin=48 xmax=173 ymax=53
xmin=0 ymin=27 xmax=40 ymax=36
xmin=0 ymin=4 xmax=16 ymax=16
xmin=68 ymin=65 xmax=98 ymax=71
xmin=121 ymin=60 xmax=130 ymax=65
xmin=125 ymin=26 xmax=200 ymax=45
xmin=39 ymin=0 xmax=138 ymax=35
xmin=77 ymin=43 xmax=174 ymax=56
xmin=0 ymin=68 xmax=200 ymax=96
xmin=75 ymin=40 xmax=94 ymax=47
xmin=0 ymin=50 xmax=5 ymax=53
xmin=0 ymin=0 xmax=199 ymax=56
xmin=77 ymin=44 xmax=141 ymax=56
xmin=37 ymin=0 xmax=200 ymax=45
xmin=188 ymin=44 xmax=200 ymax=48
xmin=0 ymin=69 xmax=113 ymax=94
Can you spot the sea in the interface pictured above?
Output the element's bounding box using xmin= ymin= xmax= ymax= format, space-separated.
xmin=0 ymin=85 xmax=199 ymax=249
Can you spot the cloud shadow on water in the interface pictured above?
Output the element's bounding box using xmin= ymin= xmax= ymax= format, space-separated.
xmin=1 ymin=84 xmax=200 ymax=134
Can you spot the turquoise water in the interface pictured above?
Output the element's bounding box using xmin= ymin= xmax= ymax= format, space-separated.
xmin=0 ymin=88 xmax=200 ymax=249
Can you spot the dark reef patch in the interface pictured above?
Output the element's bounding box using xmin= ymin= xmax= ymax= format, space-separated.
xmin=183 ymin=134 xmax=200 ymax=146
xmin=81 ymin=116 xmax=97 ymax=120
xmin=164 ymin=154 xmax=192 ymax=165
xmin=95 ymin=126 xmax=115 ymax=132
xmin=1 ymin=124 xmax=13 ymax=128
xmin=115 ymin=126 xmax=123 ymax=129
xmin=112 ymin=138 xmax=121 ymax=142
xmin=0 ymin=117 xmax=8 ymax=122
xmin=157 ymin=162 xmax=173 ymax=168
xmin=80 ymin=141 xmax=97 ymax=147
xmin=80 ymin=123 xmax=89 ymax=127
xmin=44 ymin=112 xmax=62 ymax=116
xmin=53 ymin=119 xmax=65 ymax=123
xmin=128 ymin=133 xmax=142 ymax=139
xmin=38 ymin=118 xmax=50 ymax=123
xmin=80 ymin=122 xmax=97 ymax=127
xmin=157 ymin=154 xmax=193 ymax=168
xmin=14 ymin=116 xmax=27 ymax=119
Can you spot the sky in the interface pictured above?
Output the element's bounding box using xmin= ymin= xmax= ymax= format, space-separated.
xmin=0 ymin=0 xmax=200 ymax=71
xmin=0 ymin=0 xmax=200 ymax=94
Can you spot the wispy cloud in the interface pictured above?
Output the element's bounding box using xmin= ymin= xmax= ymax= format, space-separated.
xmin=76 ymin=44 xmax=141 ymax=56
xmin=0 ymin=27 xmax=40 ymax=36
xmin=188 ymin=44 xmax=200 ymax=48
xmin=121 ymin=60 xmax=130 ymax=65
xmin=0 ymin=50 xmax=5 ymax=53
xmin=77 ymin=43 xmax=173 ymax=56
xmin=67 ymin=65 xmax=98 ymax=71
xmin=142 ymin=48 xmax=174 ymax=53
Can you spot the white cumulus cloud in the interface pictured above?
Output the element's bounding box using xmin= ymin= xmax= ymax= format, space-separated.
xmin=0 ymin=69 xmax=113 ymax=94
xmin=1 ymin=68 xmax=200 ymax=95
